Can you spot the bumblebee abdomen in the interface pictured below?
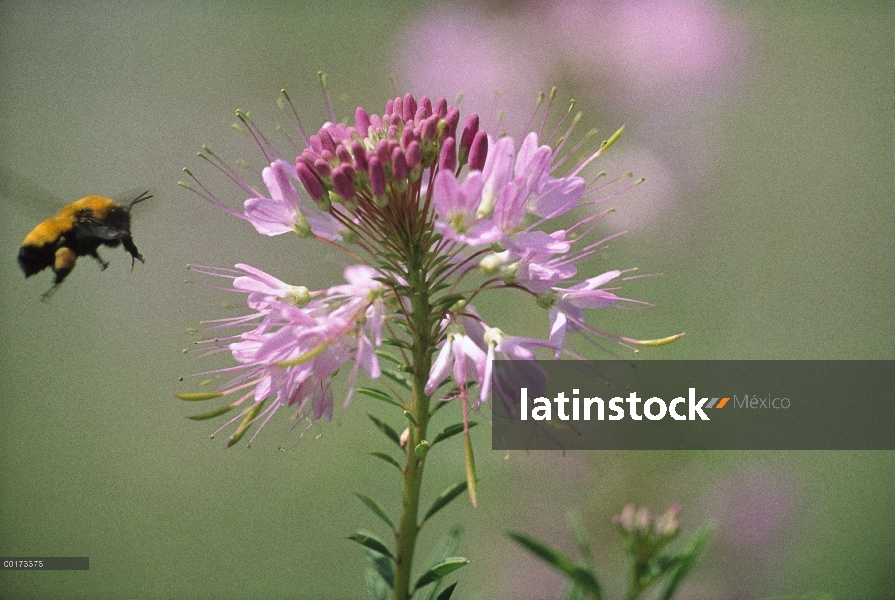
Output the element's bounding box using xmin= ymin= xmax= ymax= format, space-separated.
xmin=19 ymin=216 xmax=72 ymax=277
xmin=21 ymin=215 xmax=72 ymax=248
xmin=18 ymin=242 xmax=55 ymax=277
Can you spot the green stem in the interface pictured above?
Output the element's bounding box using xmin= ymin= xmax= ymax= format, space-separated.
xmin=393 ymin=254 xmax=434 ymax=600
xmin=626 ymin=560 xmax=648 ymax=600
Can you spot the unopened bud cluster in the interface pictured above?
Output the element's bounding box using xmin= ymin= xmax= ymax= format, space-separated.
xmin=614 ymin=504 xmax=681 ymax=563
xmin=294 ymin=94 xmax=488 ymax=213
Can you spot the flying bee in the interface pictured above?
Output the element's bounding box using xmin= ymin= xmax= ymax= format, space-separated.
xmin=18 ymin=192 xmax=152 ymax=300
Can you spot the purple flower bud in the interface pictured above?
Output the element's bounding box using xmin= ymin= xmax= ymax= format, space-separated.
xmin=406 ymin=141 xmax=421 ymax=172
xmin=384 ymin=98 xmax=394 ymax=116
xmin=319 ymin=129 xmax=337 ymax=154
xmin=401 ymin=125 xmax=416 ymax=150
xmin=354 ymin=107 xmax=370 ymax=137
xmin=320 ymin=150 xmax=336 ymax=165
xmin=368 ymin=113 xmax=381 ymax=131
xmin=368 ymin=157 xmax=386 ymax=196
xmin=309 ymin=134 xmax=323 ymax=154
xmin=331 ymin=165 xmax=355 ymax=201
xmin=418 ymin=96 xmax=432 ymax=119
xmin=342 ymin=164 xmax=357 ymax=181
xmin=459 ymin=113 xmax=479 ymax=151
xmin=439 ymin=138 xmax=456 ymax=173
xmin=313 ymin=158 xmax=332 ymax=177
xmin=468 ymin=131 xmax=488 ymax=171
xmin=296 ymin=161 xmax=325 ymax=201
xmin=375 ymin=139 xmax=390 ymax=164
xmin=336 ymin=145 xmax=352 ymax=165
xmin=297 ymin=152 xmax=317 ymax=169
xmin=433 ymin=97 xmax=447 ymax=118
xmin=421 ymin=116 xmax=438 ymax=141
xmin=443 ymin=107 xmax=460 ymax=141
xmin=325 ymin=123 xmax=350 ymax=143
xmin=391 ymin=147 xmax=408 ymax=182
xmin=392 ymin=97 xmax=403 ymax=122
xmin=402 ymin=93 xmax=416 ymax=122
xmin=351 ymin=142 xmax=368 ymax=172
xmin=387 ymin=124 xmax=398 ymax=140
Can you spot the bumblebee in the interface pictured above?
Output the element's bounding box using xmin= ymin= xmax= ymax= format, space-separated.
xmin=18 ymin=192 xmax=152 ymax=300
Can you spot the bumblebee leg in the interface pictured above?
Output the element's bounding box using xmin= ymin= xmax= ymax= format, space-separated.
xmin=121 ymin=236 xmax=144 ymax=270
xmin=86 ymin=247 xmax=109 ymax=270
xmin=40 ymin=284 xmax=60 ymax=303
xmin=43 ymin=247 xmax=77 ymax=302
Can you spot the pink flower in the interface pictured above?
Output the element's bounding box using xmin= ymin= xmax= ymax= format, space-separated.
xmin=179 ymin=91 xmax=682 ymax=446
xmin=425 ymin=329 xmax=488 ymax=400
xmin=178 ymin=264 xmax=384 ymax=446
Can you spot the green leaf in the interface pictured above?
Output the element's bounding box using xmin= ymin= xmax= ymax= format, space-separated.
xmin=566 ymin=512 xmax=595 ymax=569
xmin=380 ymin=340 xmax=412 ymax=352
xmin=430 ymin=262 xmax=454 ymax=281
xmin=432 ymin=294 xmax=466 ymax=312
xmin=375 ymin=349 xmax=406 ymax=364
xmin=507 ymin=532 xmax=603 ymax=600
xmin=430 ymin=281 xmax=451 ymax=295
xmin=563 ymin=583 xmax=586 ymax=600
xmin=364 ymin=568 xmax=390 ymax=600
xmin=347 ymin=531 xmax=395 ymax=561
xmin=413 ymin=557 xmax=469 ymax=590
xmin=419 ymin=526 xmax=464 ymax=600
xmin=429 ymin=393 xmax=455 ymax=415
xmin=423 ymin=481 xmax=468 ymax=523
xmin=404 ymin=410 xmax=418 ymax=426
xmin=368 ymin=414 xmax=402 ymax=447
xmin=429 ymin=252 xmax=451 ymax=269
xmin=426 ymin=525 xmax=464 ymax=567
xmin=659 ymin=526 xmax=710 ymax=600
xmin=364 ymin=546 xmax=395 ymax=590
xmin=431 ymin=421 xmax=478 ymax=445
xmin=381 ymin=368 xmax=412 ymax=390
xmin=354 ymin=493 xmax=395 ymax=530
xmin=357 ymin=387 xmax=403 ymax=408
xmin=434 ymin=582 xmax=458 ymax=600
xmin=369 ymin=451 xmax=403 ymax=472
xmin=568 ymin=566 xmax=603 ymax=600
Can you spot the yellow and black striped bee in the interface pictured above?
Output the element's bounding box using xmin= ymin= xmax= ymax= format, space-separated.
xmin=18 ymin=192 xmax=152 ymax=300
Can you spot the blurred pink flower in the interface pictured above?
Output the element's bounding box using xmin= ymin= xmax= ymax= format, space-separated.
xmin=706 ymin=467 xmax=796 ymax=551
xmin=393 ymin=0 xmax=750 ymax=236
xmin=394 ymin=4 xmax=552 ymax=134
xmin=547 ymin=0 xmax=748 ymax=104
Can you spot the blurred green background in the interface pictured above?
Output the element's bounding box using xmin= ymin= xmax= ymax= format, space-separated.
xmin=0 ymin=1 xmax=892 ymax=598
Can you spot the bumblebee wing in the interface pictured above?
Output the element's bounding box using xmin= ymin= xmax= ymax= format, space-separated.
xmin=0 ymin=165 xmax=68 ymax=221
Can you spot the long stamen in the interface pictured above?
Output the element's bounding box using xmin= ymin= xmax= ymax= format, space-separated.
xmin=278 ymin=88 xmax=310 ymax=147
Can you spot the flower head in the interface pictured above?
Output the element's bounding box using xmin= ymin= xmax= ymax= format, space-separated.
xmin=614 ymin=504 xmax=682 ymax=564
xmin=177 ymin=85 xmax=682 ymax=446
